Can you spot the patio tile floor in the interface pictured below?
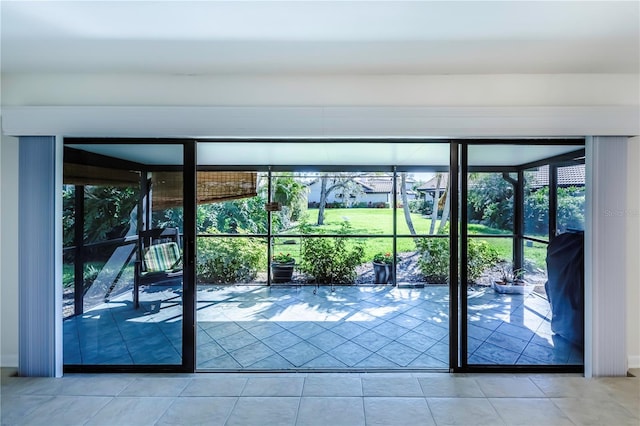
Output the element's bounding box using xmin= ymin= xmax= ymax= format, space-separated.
xmin=63 ymin=284 xmax=583 ymax=369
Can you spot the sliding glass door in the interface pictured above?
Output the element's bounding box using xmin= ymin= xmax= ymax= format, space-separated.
xmin=62 ymin=138 xmax=584 ymax=373
xmin=463 ymin=143 xmax=585 ymax=368
xmin=63 ymin=142 xmax=195 ymax=370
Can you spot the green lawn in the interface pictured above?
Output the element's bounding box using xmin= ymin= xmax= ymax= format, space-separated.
xmin=274 ymin=208 xmax=546 ymax=269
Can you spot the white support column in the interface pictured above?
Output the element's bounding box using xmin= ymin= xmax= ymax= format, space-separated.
xmin=18 ymin=136 xmax=63 ymax=377
xmin=585 ymin=136 xmax=628 ymax=377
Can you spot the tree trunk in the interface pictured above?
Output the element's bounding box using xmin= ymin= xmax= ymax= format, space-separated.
xmin=438 ymin=176 xmax=451 ymax=233
xmin=429 ymin=174 xmax=442 ymax=235
xmin=317 ymin=176 xmax=328 ymax=225
xmin=400 ymin=173 xmax=416 ymax=235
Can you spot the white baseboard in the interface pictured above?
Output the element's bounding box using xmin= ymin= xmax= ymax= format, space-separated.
xmin=628 ymin=355 xmax=640 ymax=369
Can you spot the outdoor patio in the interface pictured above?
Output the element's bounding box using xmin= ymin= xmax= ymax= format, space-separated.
xmin=63 ymin=284 xmax=583 ymax=369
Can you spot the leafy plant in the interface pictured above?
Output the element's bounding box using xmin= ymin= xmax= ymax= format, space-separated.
xmin=272 ymin=252 xmax=294 ymax=263
xmin=498 ymin=264 xmax=526 ymax=283
xmin=467 ymin=239 xmax=500 ymax=282
xmin=197 ymin=230 xmax=265 ymax=283
xmin=415 ymin=236 xmax=500 ymax=284
xmin=372 ymin=252 xmax=395 ymax=264
xmin=415 ymin=237 xmax=449 ymax=283
xmin=298 ymin=222 xmax=365 ymax=284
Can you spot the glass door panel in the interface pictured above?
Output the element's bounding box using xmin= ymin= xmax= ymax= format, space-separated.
xmin=465 ymin=144 xmax=584 ymax=367
xmin=63 ymin=144 xmax=185 ymax=366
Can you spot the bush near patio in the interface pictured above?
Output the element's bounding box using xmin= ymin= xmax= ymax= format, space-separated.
xmin=415 ymin=234 xmax=501 ymax=284
xmin=197 ymin=229 xmax=265 ymax=283
xmin=298 ymin=222 xmax=365 ymax=284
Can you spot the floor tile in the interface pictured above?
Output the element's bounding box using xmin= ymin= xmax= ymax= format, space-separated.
xmin=329 ymin=322 xmax=367 ymax=340
xmin=551 ymin=397 xmax=639 ymax=425
xmin=354 ymin=353 xmax=400 ymax=368
xmin=226 ymin=397 xmax=299 ymax=426
xmin=376 ymin=341 xmax=421 ymax=367
xmin=301 ymin=353 xmax=347 ymax=368
xmin=261 ymin=330 xmax=304 ymax=352
xmin=351 ymin=330 xmax=393 ymax=352
xmin=395 ymin=330 xmax=438 ymax=352
xmin=180 ymin=377 xmax=247 ymax=396
xmin=488 ymin=398 xmax=574 ymax=426
xmin=364 ymin=397 xmax=435 ymax=426
xmin=199 ymin=353 xmax=243 ymax=369
xmin=305 ymin=330 xmax=348 ymax=351
xmin=485 ymin=331 xmax=530 ymax=354
xmin=119 ymin=377 xmax=191 ymax=397
xmin=248 ymin=353 xmax=297 ymax=369
xmin=475 ymin=377 xmax=544 ymax=397
xmin=328 ymin=341 xmax=373 ymax=366
xmin=530 ymin=376 xmax=613 ymax=399
xmin=280 ymin=341 xmax=325 ymax=367
xmin=85 ymin=396 xmax=174 ymax=426
xmin=297 ymin=397 xmax=365 ymax=426
xmin=0 ymin=394 xmax=55 ymax=424
xmin=427 ymin=397 xmax=505 ymax=425
xmin=362 ymin=377 xmax=423 ymax=397
xmin=216 ymin=330 xmax=260 ymax=352
xmin=472 ymin=341 xmax=521 ymax=365
xmin=242 ymin=377 xmax=305 ymax=397
xmin=229 ymin=341 xmax=276 ymax=367
xmin=62 ymin=285 xmax=573 ymax=370
xmin=20 ymin=395 xmax=113 ymax=426
xmin=419 ymin=377 xmax=484 ymax=397
xmin=156 ymin=397 xmax=237 ymax=426
xmin=302 ymin=376 xmax=362 ymax=396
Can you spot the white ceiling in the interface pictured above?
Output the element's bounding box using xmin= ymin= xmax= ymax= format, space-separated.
xmin=2 ymin=1 xmax=638 ymax=74
xmin=67 ymin=142 xmax=582 ymax=167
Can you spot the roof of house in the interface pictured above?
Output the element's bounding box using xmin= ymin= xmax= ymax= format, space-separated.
xmin=529 ymin=164 xmax=585 ymax=188
xmin=416 ymin=174 xmax=448 ymax=191
xmin=415 ymin=165 xmax=584 ymax=192
xmin=355 ymin=177 xmax=415 ymax=194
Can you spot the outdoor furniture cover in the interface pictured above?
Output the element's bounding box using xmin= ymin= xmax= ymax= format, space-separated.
xmin=545 ymin=231 xmax=584 ymax=347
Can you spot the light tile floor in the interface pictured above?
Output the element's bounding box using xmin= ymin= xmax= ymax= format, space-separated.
xmin=2 ymin=368 xmax=638 ymax=426
xmin=63 ymin=284 xmax=582 ymax=369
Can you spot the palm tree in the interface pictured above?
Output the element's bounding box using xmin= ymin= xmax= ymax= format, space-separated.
xmin=429 ymin=174 xmax=442 ymax=235
xmin=400 ymin=172 xmax=416 ymax=235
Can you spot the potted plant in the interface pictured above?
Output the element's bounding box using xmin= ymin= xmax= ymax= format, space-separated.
xmin=372 ymin=252 xmax=395 ymax=284
xmin=493 ymin=265 xmax=527 ymax=294
xmin=271 ymin=252 xmax=295 ymax=283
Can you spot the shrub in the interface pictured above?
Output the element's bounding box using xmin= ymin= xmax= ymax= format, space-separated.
xmin=415 ymin=238 xmax=449 ymax=283
xmin=415 ymin=237 xmax=500 ymax=284
xmin=197 ymin=230 xmax=265 ymax=283
xmin=298 ymin=222 xmax=365 ymax=284
xmin=409 ymin=199 xmax=433 ymax=215
xmin=467 ymin=239 xmax=500 ymax=282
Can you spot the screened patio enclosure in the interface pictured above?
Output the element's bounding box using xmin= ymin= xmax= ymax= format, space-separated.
xmin=62 ymin=139 xmax=585 ymax=372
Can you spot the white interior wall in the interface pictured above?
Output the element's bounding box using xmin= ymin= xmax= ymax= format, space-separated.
xmin=2 ymin=73 xmax=638 ymax=107
xmin=1 ymin=132 xmax=19 ymax=368
xmin=627 ymin=136 xmax=640 ymax=369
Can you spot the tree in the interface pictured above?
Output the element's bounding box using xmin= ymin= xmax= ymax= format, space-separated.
xmin=272 ymin=175 xmax=307 ymax=222
xmin=438 ymin=177 xmax=451 ymax=233
xmin=400 ymin=172 xmax=416 ymax=235
xmin=468 ymin=173 xmax=514 ymax=231
xmin=315 ymin=173 xmax=363 ymax=225
xmin=429 ymin=174 xmax=442 ymax=235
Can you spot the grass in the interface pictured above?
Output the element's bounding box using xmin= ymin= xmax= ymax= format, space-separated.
xmin=274 ymin=208 xmax=546 ymax=269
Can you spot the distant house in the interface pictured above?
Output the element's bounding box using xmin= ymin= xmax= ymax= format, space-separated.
xmin=307 ymin=176 xmax=417 ymax=207
xmin=528 ymin=164 xmax=585 ymax=189
xmin=416 ymin=174 xmax=448 ymax=203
